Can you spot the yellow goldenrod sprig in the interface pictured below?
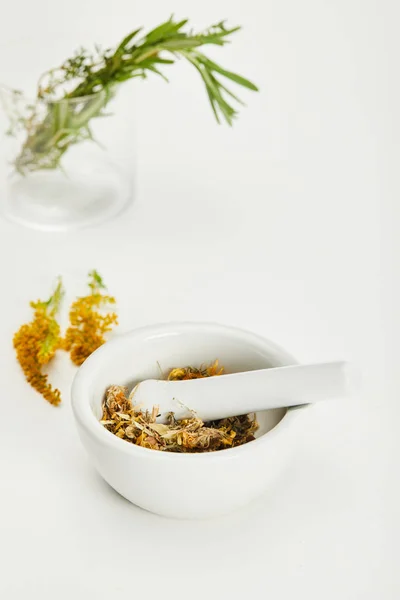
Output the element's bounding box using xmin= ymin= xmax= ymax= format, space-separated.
xmin=13 ymin=278 xmax=64 ymax=405
xmin=63 ymin=270 xmax=118 ymax=367
xmin=14 ymin=271 xmax=118 ymax=405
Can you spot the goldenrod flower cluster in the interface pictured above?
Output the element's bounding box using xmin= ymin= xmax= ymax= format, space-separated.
xmin=13 ymin=271 xmax=117 ymax=405
xmin=13 ymin=279 xmax=64 ymax=405
xmin=63 ymin=271 xmax=118 ymax=366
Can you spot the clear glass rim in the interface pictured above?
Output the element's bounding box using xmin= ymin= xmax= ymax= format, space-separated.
xmin=0 ymin=83 xmax=107 ymax=105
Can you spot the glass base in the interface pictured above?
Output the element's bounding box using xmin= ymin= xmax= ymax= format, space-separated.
xmin=2 ymin=161 xmax=132 ymax=232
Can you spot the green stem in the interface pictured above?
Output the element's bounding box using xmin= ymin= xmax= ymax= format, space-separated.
xmin=15 ymin=88 xmax=112 ymax=172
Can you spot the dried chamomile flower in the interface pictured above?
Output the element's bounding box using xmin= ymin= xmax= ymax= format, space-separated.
xmin=168 ymin=360 xmax=224 ymax=380
xmin=63 ymin=270 xmax=118 ymax=366
xmin=13 ymin=278 xmax=64 ymax=405
xmin=101 ymin=362 xmax=259 ymax=453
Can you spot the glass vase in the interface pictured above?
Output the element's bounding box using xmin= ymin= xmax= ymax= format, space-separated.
xmin=0 ymin=86 xmax=132 ymax=231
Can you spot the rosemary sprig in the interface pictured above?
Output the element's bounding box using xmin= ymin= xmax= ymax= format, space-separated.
xmin=4 ymin=17 xmax=258 ymax=174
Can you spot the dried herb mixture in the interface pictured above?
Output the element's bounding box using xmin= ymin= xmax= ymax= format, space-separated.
xmin=101 ymin=361 xmax=258 ymax=453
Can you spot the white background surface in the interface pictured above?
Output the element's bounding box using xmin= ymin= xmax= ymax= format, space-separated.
xmin=0 ymin=1 xmax=397 ymax=598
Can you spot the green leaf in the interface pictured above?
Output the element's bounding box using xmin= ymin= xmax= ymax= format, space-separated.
xmin=150 ymin=57 xmax=175 ymax=65
xmin=144 ymin=18 xmax=188 ymax=44
xmin=182 ymin=52 xmax=236 ymax=125
xmin=195 ymin=54 xmax=258 ymax=90
xmin=143 ymin=64 xmax=169 ymax=82
xmin=131 ymin=56 xmax=174 ymax=68
xmin=88 ymin=270 xmax=106 ymax=291
xmin=215 ymin=80 xmax=245 ymax=106
xmin=114 ymin=72 xmax=137 ymax=82
xmin=160 ymin=37 xmax=207 ymax=50
xmin=51 ymin=100 xmax=70 ymax=134
xmin=205 ymin=87 xmax=220 ymax=124
xmin=115 ymin=28 xmax=142 ymax=53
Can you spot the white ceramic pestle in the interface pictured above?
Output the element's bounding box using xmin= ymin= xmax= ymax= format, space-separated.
xmin=131 ymin=361 xmax=350 ymax=422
